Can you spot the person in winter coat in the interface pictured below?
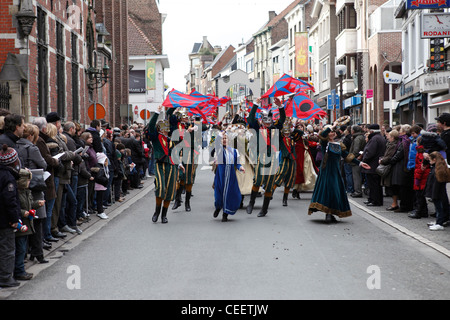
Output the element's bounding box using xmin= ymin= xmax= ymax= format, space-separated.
xmin=0 ymin=144 xmax=21 ymax=288
xmin=360 ymin=124 xmax=386 ymax=207
xmin=420 ymin=124 xmax=447 ymax=157
xmin=349 ymin=125 xmax=366 ymax=198
xmin=426 ymin=151 xmax=450 ymax=230
xmin=15 ymin=169 xmax=46 ymax=280
xmin=379 ymin=129 xmax=400 ymax=210
xmin=34 ymin=121 xmax=61 ymax=243
xmin=92 ymin=152 xmax=109 ymax=220
xmin=406 ymin=125 xmax=422 ymax=171
xmin=408 ymin=138 xmax=431 ymax=219
xmin=16 ymin=123 xmax=49 ymax=257
xmin=80 ymin=132 xmax=98 ymax=214
xmin=389 ymin=124 xmax=413 ymax=213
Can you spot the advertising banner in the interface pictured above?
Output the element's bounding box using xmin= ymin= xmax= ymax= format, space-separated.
xmin=146 ymin=59 xmax=156 ymax=90
xmin=295 ymin=32 xmax=308 ymax=79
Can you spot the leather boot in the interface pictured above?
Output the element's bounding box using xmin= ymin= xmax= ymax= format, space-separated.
xmin=282 ymin=193 xmax=288 ymax=206
xmin=246 ymin=190 xmax=258 ymax=214
xmin=257 ymin=197 xmax=271 ymax=217
xmin=172 ymin=188 xmax=182 ymax=210
xmin=292 ymin=189 xmax=298 ymax=199
xmin=185 ymin=191 xmax=191 ymax=212
xmin=152 ymin=205 xmax=162 ymax=223
xmin=161 ymin=207 xmax=169 ymax=224
xmin=222 ymin=213 xmax=228 ymax=222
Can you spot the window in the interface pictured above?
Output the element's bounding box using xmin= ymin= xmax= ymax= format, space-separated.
xmin=56 ymin=21 xmax=66 ymax=119
xmin=411 ymin=23 xmax=416 ymax=70
xmin=246 ymin=59 xmax=254 ymax=73
xmin=37 ymin=7 xmax=48 ymax=116
xmin=71 ymin=32 xmax=79 ymax=121
xmin=322 ymin=60 xmax=328 ymax=81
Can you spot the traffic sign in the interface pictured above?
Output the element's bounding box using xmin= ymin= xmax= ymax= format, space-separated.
xmin=88 ymin=103 xmax=106 ymax=120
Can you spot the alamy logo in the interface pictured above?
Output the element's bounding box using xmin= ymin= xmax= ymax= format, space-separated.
xmin=366 ymin=265 xmax=381 ymax=290
xmin=66 ymin=265 xmax=81 ymax=290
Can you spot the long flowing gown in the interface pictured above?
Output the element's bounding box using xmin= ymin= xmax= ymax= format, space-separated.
xmin=308 ymin=129 xmax=352 ymax=218
xmin=214 ymin=146 xmax=242 ymax=215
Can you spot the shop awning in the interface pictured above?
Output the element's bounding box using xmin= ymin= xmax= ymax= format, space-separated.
xmin=396 ymin=93 xmax=423 ymax=113
xmin=428 ymin=98 xmax=450 ymax=109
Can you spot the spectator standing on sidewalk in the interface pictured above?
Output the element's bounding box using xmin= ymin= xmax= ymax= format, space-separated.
xmin=435 ymin=113 xmax=450 ymax=161
xmin=0 ymin=144 xmax=21 ymax=288
xmin=360 ymin=124 xmax=386 ymax=207
xmin=380 ymin=129 xmax=400 ymax=211
xmin=426 ymin=151 xmax=450 ymax=230
xmin=16 ymin=123 xmax=49 ymax=258
xmin=349 ymin=125 xmax=366 ymax=198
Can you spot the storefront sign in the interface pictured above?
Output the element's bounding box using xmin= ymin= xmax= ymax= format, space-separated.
xmin=407 ymin=0 xmax=450 ymax=10
xmin=395 ymin=81 xmax=420 ymax=100
xmin=383 ymin=71 xmax=402 ymax=84
xmin=420 ymin=71 xmax=450 ymax=93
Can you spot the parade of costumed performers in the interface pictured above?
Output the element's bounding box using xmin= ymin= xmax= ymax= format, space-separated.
xmin=246 ymin=97 xmax=286 ymax=217
xmin=145 ymin=105 xmax=185 ymax=224
xmin=167 ymin=107 xmax=207 ymax=212
xmin=210 ymin=128 xmax=246 ymax=222
xmin=272 ymin=117 xmax=304 ymax=207
xmin=308 ymin=117 xmax=370 ymax=223
xmin=223 ymin=111 xmax=255 ymax=209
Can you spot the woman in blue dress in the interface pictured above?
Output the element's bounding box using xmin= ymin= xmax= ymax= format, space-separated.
xmin=308 ymin=123 xmax=370 ymax=223
xmin=212 ymin=131 xmax=245 ymax=222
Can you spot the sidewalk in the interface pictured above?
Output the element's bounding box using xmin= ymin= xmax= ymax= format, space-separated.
xmin=348 ymin=189 xmax=450 ymax=258
xmin=0 ymin=176 xmax=155 ymax=299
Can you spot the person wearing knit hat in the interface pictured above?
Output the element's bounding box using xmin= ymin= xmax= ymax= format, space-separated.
xmin=0 ymin=143 xmax=20 ymax=170
xmin=0 ymin=144 xmax=22 ymax=288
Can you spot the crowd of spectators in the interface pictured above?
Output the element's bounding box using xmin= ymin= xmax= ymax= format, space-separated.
xmin=0 ymin=109 xmax=153 ymax=287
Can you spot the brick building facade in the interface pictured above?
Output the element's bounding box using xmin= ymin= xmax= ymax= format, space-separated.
xmin=0 ymin=0 xmax=132 ymax=127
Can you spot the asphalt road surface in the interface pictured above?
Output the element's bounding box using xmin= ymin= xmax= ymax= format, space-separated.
xmin=5 ymin=162 xmax=450 ymax=300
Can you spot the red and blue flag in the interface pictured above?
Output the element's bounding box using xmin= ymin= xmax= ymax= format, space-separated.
xmin=283 ymin=93 xmax=327 ymax=120
xmin=261 ymin=73 xmax=315 ymax=99
xmin=162 ymin=89 xmax=210 ymax=109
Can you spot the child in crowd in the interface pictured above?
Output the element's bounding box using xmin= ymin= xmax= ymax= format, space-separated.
xmin=409 ymin=137 xmax=431 ymax=219
xmin=16 ymin=169 xmax=46 ymax=279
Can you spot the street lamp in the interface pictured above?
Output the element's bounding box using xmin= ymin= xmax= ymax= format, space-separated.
xmin=87 ymin=63 xmax=110 ymax=90
xmin=336 ymin=64 xmax=347 ymax=119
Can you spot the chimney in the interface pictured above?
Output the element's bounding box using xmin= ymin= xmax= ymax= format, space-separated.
xmin=203 ymin=36 xmax=208 ymax=47
xmin=269 ymin=11 xmax=277 ymax=21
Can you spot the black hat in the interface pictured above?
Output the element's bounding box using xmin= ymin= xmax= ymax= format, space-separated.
xmin=435 ymin=113 xmax=450 ymax=125
xmin=46 ymin=112 xmax=61 ymax=123
xmin=368 ymin=124 xmax=380 ymax=130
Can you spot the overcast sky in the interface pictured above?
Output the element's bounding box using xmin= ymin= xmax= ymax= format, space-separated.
xmin=158 ymin=0 xmax=295 ymax=93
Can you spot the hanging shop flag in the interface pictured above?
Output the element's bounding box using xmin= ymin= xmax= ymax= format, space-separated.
xmin=294 ymin=32 xmax=309 ymax=79
xmin=146 ymin=59 xmax=156 ymax=90
xmin=406 ymin=0 xmax=450 ymax=10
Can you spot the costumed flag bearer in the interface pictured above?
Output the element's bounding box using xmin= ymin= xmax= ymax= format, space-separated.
xmin=273 ymin=118 xmax=302 ymax=207
xmin=246 ymin=97 xmax=286 ymax=217
xmin=145 ymin=105 xmax=185 ymax=224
